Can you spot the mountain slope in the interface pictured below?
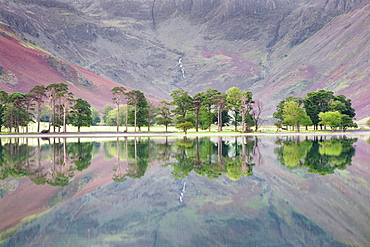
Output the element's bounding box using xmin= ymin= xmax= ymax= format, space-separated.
xmin=0 ymin=0 xmax=369 ymax=118
xmin=0 ymin=23 xmax=160 ymax=110
xmin=255 ymin=4 xmax=370 ymax=115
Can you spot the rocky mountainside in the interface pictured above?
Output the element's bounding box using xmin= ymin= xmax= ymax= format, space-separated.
xmin=0 ymin=0 xmax=369 ymax=118
xmin=0 ymin=23 xmax=161 ymax=110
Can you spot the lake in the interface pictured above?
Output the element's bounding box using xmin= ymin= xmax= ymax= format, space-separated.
xmin=0 ymin=135 xmax=369 ymax=246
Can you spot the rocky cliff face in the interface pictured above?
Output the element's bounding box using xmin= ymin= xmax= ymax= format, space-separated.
xmin=0 ymin=0 xmax=369 ymax=117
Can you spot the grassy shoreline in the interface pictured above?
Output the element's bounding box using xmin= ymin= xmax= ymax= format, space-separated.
xmin=1 ymin=129 xmax=369 ymax=138
xmin=1 ymin=123 xmax=369 ymax=138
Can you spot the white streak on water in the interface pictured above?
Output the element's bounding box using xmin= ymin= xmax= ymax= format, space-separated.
xmin=179 ymin=180 xmax=186 ymax=203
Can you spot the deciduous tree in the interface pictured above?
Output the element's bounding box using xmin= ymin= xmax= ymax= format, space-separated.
xmin=111 ymin=86 xmax=126 ymax=132
xmin=29 ymin=85 xmax=46 ymax=132
xmin=126 ymin=90 xmax=146 ymax=132
xmin=304 ymin=90 xmax=334 ymax=130
xmin=170 ymin=89 xmax=193 ymax=123
xmin=156 ymin=101 xmax=173 ymax=132
xmin=283 ymin=101 xmax=312 ymax=132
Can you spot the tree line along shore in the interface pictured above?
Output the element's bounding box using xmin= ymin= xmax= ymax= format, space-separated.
xmin=0 ymin=83 xmax=359 ymax=134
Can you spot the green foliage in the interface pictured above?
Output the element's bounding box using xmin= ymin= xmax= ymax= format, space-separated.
xmin=226 ymin=87 xmax=253 ymax=132
xmin=127 ymin=90 xmax=148 ymax=130
xmin=193 ymin=92 xmax=205 ymax=132
xmin=319 ymin=111 xmax=342 ymax=130
xmin=304 ymin=90 xmax=334 ymax=128
xmin=0 ymin=91 xmax=8 ymax=132
xmin=46 ymin=83 xmax=72 ymax=132
xmin=111 ymin=86 xmax=126 ymax=131
xmin=91 ymin=107 xmax=101 ymax=125
xmin=2 ymin=92 xmax=31 ymax=132
xmin=102 ymin=104 xmax=114 ymax=123
xmin=29 ymin=85 xmax=46 ymax=132
xmin=176 ymin=121 xmax=194 ymax=134
xmin=340 ymin=114 xmax=357 ymax=131
xmin=283 ymin=101 xmax=312 ymax=132
xmin=126 ymin=90 xmax=147 ymax=131
xmin=170 ymin=89 xmax=193 ymax=122
xmin=105 ymin=105 xmax=126 ymax=126
xmin=274 ymin=96 xmax=303 ymax=122
xmin=319 ymin=111 xmax=357 ymax=131
xmin=155 ymin=101 xmax=173 ymax=131
xmin=274 ymin=121 xmax=282 ymax=129
xmin=198 ymin=105 xmax=213 ymax=130
xmin=69 ymin=98 xmax=93 ymax=132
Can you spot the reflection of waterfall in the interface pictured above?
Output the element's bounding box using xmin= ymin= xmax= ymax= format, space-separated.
xmin=178 ymin=58 xmax=185 ymax=79
xmin=179 ymin=180 xmax=186 ymax=203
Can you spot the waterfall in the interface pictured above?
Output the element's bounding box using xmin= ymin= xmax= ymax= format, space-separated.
xmin=178 ymin=58 xmax=185 ymax=79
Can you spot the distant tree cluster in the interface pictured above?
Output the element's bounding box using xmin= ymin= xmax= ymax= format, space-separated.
xmin=101 ymin=86 xmax=262 ymax=133
xmin=0 ymin=83 xmax=94 ymax=133
xmin=273 ymin=90 xmax=357 ymax=132
xmin=0 ymin=85 xmax=357 ymax=134
xmin=0 ymin=83 xmax=262 ymax=133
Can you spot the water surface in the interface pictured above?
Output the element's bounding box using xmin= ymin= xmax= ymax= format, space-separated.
xmin=0 ymin=135 xmax=369 ymax=246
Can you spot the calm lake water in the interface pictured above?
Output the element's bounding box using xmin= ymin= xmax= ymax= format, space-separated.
xmin=0 ymin=135 xmax=369 ymax=246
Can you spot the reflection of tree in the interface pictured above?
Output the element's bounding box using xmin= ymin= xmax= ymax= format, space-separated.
xmin=305 ymin=137 xmax=356 ymax=175
xmin=275 ymin=138 xmax=312 ymax=169
xmin=155 ymin=137 xmax=172 ymax=163
xmin=126 ymin=137 xmax=149 ymax=179
xmin=0 ymin=139 xmax=31 ymax=180
xmin=29 ymin=138 xmax=46 ymax=185
xmin=112 ymin=138 xmax=126 ymax=182
xmin=164 ymin=136 xmax=258 ymax=180
xmin=167 ymin=137 xmax=195 ymax=178
xmin=68 ymin=138 xmax=93 ymax=171
xmin=0 ymin=138 xmax=95 ymax=187
xmin=45 ymin=138 xmax=74 ymax=187
xmin=225 ymin=136 xmax=255 ymax=180
xmin=275 ymin=137 xmax=357 ymax=175
xmin=193 ymin=137 xmax=220 ymax=179
xmin=104 ymin=137 xmax=151 ymax=182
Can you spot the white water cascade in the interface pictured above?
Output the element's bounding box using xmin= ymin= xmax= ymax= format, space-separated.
xmin=178 ymin=58 xmax=185 ymax=79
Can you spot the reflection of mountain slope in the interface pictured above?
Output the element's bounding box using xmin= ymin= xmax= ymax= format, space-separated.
xmin=3 ymin=166 xmax=345 ymax=247
xmin=3 ymin=141 xmax=370 ymax=246
xmin=255 ymin=138 xmax=370 ymax=246
xmin=1 ymin=137 xmax=369 ymax=246
xmin=0 ymin=153 xmax=116 ymax=233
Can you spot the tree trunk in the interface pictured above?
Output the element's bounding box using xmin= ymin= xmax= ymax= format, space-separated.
xmin=116 ymin=104 xmax=120 ymax=132
xmin=63 ymin=107 xmax=67 ymax=133
xmin=241 ymin=110 xmax=245 ymax=133
xmin=218 ymin=106 xmax=222 ymax=132
xmin=195 ymin=109 xmax=199 ymax=132
xmin=125 ymin=103 xmax=128 ymax=132
xmin=37 ymin=103 xmax=41 ymax=132
xmin=147 ymin=113 xmax=150 ymax=131
xmin=134 ymin=104 xmax=137 ymax=132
